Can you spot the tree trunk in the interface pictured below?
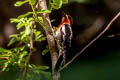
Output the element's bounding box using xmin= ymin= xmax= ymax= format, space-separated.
xmin=38 ymin=0 xmax=60 ymax=80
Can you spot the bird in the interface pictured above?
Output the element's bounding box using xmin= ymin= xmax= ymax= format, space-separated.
xmin=55 ymin=14 xmax=73 ymax=63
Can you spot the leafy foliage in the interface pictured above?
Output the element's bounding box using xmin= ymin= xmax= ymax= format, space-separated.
xmin=0 ymin=0 xmax=46 ymax=75
xmin=0 ymin=47 xmax=27 ymax=72
xmin=0 ymin=0 xmax=68 ymax=79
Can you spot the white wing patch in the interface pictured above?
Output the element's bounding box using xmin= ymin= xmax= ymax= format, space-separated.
xmin=61 ymin=25 xmax=66 ymax=41
xmin=61 ymin=25 xmax=66 ymax=35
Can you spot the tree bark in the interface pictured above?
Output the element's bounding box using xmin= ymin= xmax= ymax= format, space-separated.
xmin=38 ymin=0 xmax=59 ymax=80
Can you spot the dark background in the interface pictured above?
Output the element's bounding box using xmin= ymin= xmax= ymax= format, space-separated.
xmin=0 ymin=0 xmax=120 ymax=80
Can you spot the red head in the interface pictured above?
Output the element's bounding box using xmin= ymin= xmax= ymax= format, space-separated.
xmin=61 ymin=14 xmax=73 ymax=24
xmin=56 ymin=14 xmax=73 ymax=31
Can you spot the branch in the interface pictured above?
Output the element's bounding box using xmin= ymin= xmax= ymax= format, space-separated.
xmin=38 ymin=0 xmax=58 ymax=78
xmin=23 ymin=16 xmax=35 ymax=77
xmin=57 ymin=12 xmax=120 ymax=72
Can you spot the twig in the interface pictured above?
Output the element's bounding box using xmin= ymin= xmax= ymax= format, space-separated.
xmin=23 ymin=16 xmax=35 ymax=77
xmin=108 ymin=32 xmax=120 ymax=38
xmin=57 ymin=12 xmax=120 ymax=73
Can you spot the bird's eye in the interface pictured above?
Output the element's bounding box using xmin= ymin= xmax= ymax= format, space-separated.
xmin=69 ymin=17 xmax=72 ymax=20
xmin=67 ymin=15 xmax=72 ymax=20
xmin=67 ymin=15 xmax=73 ymax=24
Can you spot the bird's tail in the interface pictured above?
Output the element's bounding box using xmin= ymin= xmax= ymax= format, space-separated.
xmin=58 ymin=44 xmax=67 ymax=63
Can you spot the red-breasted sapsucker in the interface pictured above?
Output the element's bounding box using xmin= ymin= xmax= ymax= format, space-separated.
xmin=55 ymin=14 xmax=73 ymax=63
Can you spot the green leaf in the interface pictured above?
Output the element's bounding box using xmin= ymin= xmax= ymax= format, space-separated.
xmin=35 ymin=30 xmax=41 ymax=36
xmin=53 ymin=26 xmax=57 ymax=32
xmin=2 ymin=62 xmax=9 ymax=71
xmin=62 ymin=0 xmax=68 ymax=4
xmin=7 ymin=38 xmax=18 ymax=47
xmin=18 ymin=51 xmax=28 ymax=64
xmin=8 ymin=35 xmax=21 ymax=46
xmin=17 ymin=12 xmax=33 ymax=19
xmin=39 ymin=37 xmax=46 ymax=41
xmin=35 ymin=34 xmax=43 ymax=41
xmin=34 ymin=30 xmax=46 ymax=41
xmin=48 ymin=0 xmax=51 ymax=10
xmin=11 ymin=46 xmax=25 ymax=52
xmin=29 ymin=64 xmax=49 ymax=70
xmin=14 ymin=0 xmax=28 ymax=7
xmin=29 ymin=0 xmax=36 ymax=5
xmin=21 ymin=33 xmax=26 ymax=39
xmin=28 ymin=17 xmax=34 ymax=22
xmin=0 ymin=60 xmax=7 ymax=67
xmin=37 ymin=10 xmax=51 ymax=14
xmin=34 ymin=30 xmax=41 ymax=40
xmin=51 ymin=19 xmax=55 ymax=23
xmin=37 ymin=66 xmax=49 ymax=70
xmin=34 ymin=31 xmax=40 ymax=37
xmin=16 ymin=22 xmax=25 ymax=30
xmin=42 ymin=49 xmax=49 ymax=55
xmin=0 ymin=54 xmax=9 ymax=58
xmin=10 ymin=18 xmax=20 ymax=23
xmin=52 ymin=0 xmax=62 ymax=9
xmin=36 ymin=17 xmax=43 ymax=25
xmin=25 ymin=26 xmax=31 ymax=35
xmin=9 ymin=34 xmax=19 ymax=38
xmin=0 ymin=48 xmax=10 ymax=53
xmin=42 ymin=45 xmax=49 ymax=55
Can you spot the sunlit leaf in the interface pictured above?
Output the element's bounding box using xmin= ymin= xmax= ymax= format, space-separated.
xmin=37 ymin=10 xmax=51 ymax=14
xmin=21 ymin=33 xmax=26 ymax=39
xmin=34 ymin=30 xmax=41 ymax=37
xmin=2 ymin=62 xmax=9 ymax=71
xmin=25 ymin=26 xmax=31 ymax=35
xmin=0 ymin=54 xmax=9 ymax=57
xmin=11 ymin=46 xmax=25 ymax=52
xmin=52 ymin=0 xmax=62 ymax=9
xmin=35 ymin=35 xmax=43 ymax=41
xmin=37 ymin=66 xmax=49 ymax=70
xmin=9 ymin=34 xmax=19 ymax=38
xmin=40 ymin=37 xmax=46 ymax=41
xmin=14 ymin=0 xmax=28 ymax=7
xmin=7 ymin=38 xmax=19 ymax=47
xmin=42 ymin=45 xmax=49 ymax=55
xmin=34 ymin=30 xmax=46 ymax=41
xmin=51 ymin=19 xmax=55 ymax=23
xmin=0 ymin=48 xmax=10 ymax=53
xmin=18 ymin=51 xmax=28 ymax=65
xmin=62 ymin=0 xmax=68 ymax=4
xmin=10 ymin=18 xmax=20 ymax=23
xmin=42 ymin=49 xmax=49 ymax=55
xmin=36 ymin=17 xmax=43 ymax=26
xmin=28 ymin=17 xmax=34 ymax=22
xmin=29 ymin=64 xmax=49 ymax=70
xmin=29 ymin=0 xmax=36 ymax=5
xmin=16 ymin=22 xmax=25 ymax=30
xmin=17 ymin=12 xmax=33 ymax=19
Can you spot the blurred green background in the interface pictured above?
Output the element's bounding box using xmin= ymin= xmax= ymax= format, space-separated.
xmin=61 ymin=49 xmax=120 ymax=80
